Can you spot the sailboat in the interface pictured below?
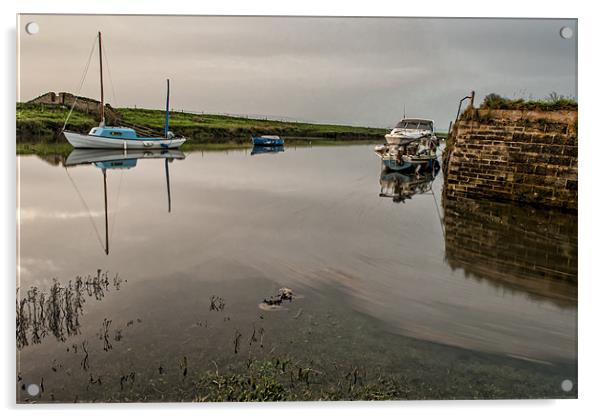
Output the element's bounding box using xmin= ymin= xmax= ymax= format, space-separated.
xmin=64 ymin=149 xmax=185 ymax=254
xmin=63 ymin=32 xmax=186 ymax=149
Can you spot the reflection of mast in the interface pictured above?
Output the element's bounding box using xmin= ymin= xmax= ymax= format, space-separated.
xmin=165 ymin=158 xmax=172 ymax=213
xmin=102 ymin=168 xmax=109 ymax=255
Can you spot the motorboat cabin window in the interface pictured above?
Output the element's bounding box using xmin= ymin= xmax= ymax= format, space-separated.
xmin=110 ymin=131 xmax=122 ymax=136
xmin=394 ymin=120 xmax=433 ymax=130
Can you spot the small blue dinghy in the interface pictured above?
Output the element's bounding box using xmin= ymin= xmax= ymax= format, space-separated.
xmin=251 ymin=135 xmax=284 ymax=146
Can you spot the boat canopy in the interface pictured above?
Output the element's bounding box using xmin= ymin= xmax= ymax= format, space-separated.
xmin=89 ymin=127 xmax=140 ymax=140
xmin=394 ymin=119 xmax=434 ymax=130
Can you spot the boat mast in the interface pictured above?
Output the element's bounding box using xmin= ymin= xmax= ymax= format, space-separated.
xmin=164 ymin=79 xmax=170 ymax=138
xmin=98 ymin=31 xmax=105 ymax=127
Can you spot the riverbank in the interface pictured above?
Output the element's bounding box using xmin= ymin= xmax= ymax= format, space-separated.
xmin=15 ymin=139 xmax=385 ymax=156
xmin=17 ymin=103 xmax=387 ymax=143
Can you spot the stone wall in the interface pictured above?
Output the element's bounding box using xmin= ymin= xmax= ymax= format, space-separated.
xmin=28 ymin=92 xmax=121 ymax=125
xmin=444 ymin=196 xmax=577 ymax=307
xmin=444 ymin=108 xmax=577 ymax=210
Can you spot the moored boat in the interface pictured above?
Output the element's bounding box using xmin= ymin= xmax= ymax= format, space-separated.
xmin=62 ymin=32 xmax=186 ymax=149
xmin=375 ymin=140 xmax=439 ymax=173
xmin=251 ymin=135 xmax=284 ymax=146
xmin=375 ymin=118 xmax=440 ymax=173
xmin=385 ymin=118 xmax=436 ymax=145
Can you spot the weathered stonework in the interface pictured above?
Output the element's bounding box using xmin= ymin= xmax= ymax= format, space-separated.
xmin=444 ymin=197 xmax=577 ymax=307
xmin=28 ymin=92 xmax=121 ymax=125
xmin=444 ymin=108 xmax=577 ymax=210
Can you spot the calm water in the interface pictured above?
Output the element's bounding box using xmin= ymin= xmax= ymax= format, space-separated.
xmin=16 ymin=144 xmax=577 ymax=401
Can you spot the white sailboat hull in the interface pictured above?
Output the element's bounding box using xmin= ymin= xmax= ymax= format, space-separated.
xmin=64 ymin=131 xmax=186 ymax=149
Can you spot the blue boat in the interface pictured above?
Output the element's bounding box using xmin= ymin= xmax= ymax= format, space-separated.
xmin=251 ymin=145 xmax=285 ymax=156
xmin=251 ymin=135 xmax=284 ymax=146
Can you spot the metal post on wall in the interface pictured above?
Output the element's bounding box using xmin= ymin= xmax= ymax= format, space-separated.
xmin=455 ymin=91 xmax=474 ymax=122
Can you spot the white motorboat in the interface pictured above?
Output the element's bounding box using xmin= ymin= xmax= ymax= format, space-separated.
xmin=384 ymin=118 xmax=436 ymax=145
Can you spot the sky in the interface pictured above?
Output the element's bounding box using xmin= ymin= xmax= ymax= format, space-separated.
xmin=18 ymin=15 xmax=577 ymax=129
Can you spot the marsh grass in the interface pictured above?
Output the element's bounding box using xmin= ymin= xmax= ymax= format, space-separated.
xmin=481 ymin=93 xmax=577 ymax=111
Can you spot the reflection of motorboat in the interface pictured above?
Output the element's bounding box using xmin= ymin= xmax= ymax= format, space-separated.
xmin=379 ymin=162 xmax=440 ymax=203
xmin=250 ymin=145 xmax=285 ymax=156
xmin=63 ymin=149 xmax=184 ymax=254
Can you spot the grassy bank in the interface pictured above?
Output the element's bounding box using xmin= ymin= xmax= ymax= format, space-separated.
xmin=481 ymin=93 xmax=578 ymax=111
xmin=17 ymin=103 xmax=386 ymax=144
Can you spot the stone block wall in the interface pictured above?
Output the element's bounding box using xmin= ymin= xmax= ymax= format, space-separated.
xmin=28 ymin=92 xmax=121 ymax=125
xmin=444 ymin=109 xmax=577 ymax=210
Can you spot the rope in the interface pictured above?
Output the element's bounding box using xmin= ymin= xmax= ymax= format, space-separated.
xmin=60 ymin=35 xmax=98 ymax=133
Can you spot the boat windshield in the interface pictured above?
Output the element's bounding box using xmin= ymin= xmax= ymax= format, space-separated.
xmin=395 ymin=120 xmax=433 ymax=130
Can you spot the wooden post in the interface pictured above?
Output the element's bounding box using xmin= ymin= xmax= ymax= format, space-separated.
xmin=469 ymin=91 xmax=475 ymax=107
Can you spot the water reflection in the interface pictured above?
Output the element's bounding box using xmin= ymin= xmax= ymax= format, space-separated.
xmin=16 ymin=270 xmax=123 ymax=349
xmin=443 ymin=197 xmax=577 ymax=306
xmin=379 ymin=164 xmax=440 ymax=203
xmin=63 ymin=149 xmax=185 ymax=254
xmin=17 ymin=145 xmax=577 ymax=401
xmin=250 ymin=145 xmax=285 ymax=156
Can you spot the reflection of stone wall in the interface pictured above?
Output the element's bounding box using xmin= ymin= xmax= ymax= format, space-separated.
xmin=445 ymin=109 xmax=577 ymax=210
xmin=444 ymin=197 xmax=577 ymax=307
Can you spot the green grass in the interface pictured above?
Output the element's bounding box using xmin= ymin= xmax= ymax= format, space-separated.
xmin=16 ymin=142 xmax=74 ymax=156
xmin=16 ymin=102 xmax=386 ymax=144
xmin=481 ymin=93 xmax=578 ymax=111
xmin=118 ymin=107 xmax=385 ymax=135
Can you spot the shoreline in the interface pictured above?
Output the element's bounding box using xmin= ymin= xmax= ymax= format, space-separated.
xmin=16 ymin=139 xmax=385 ymax=156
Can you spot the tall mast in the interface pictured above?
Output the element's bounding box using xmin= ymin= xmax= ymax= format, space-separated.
xmin=164 ymin=79 xmax=170 ymax=138
xmin=98 ymin=31 xmax=105 ymax=126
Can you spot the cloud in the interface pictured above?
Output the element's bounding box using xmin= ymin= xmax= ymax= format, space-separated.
xmin=19 ymin=15 xmax=576 ymax=129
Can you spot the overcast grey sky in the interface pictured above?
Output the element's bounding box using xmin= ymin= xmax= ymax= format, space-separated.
xmin=18 ymin=15 xmax=576 ymax=129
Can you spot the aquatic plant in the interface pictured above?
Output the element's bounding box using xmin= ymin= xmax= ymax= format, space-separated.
xmin=16 ymin=270 xmax=124 ymax=349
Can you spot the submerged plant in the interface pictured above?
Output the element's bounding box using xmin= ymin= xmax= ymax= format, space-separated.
xmin=16 ymin=270 xmax=123 ymax=349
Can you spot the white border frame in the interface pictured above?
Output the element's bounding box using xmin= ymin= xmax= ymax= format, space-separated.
xmin=3 ymin=1 xmax=600 ymax=417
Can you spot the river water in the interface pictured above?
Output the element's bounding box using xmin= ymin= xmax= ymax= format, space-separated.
xmin=16 ymin=144 xmax=577 ymax=401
